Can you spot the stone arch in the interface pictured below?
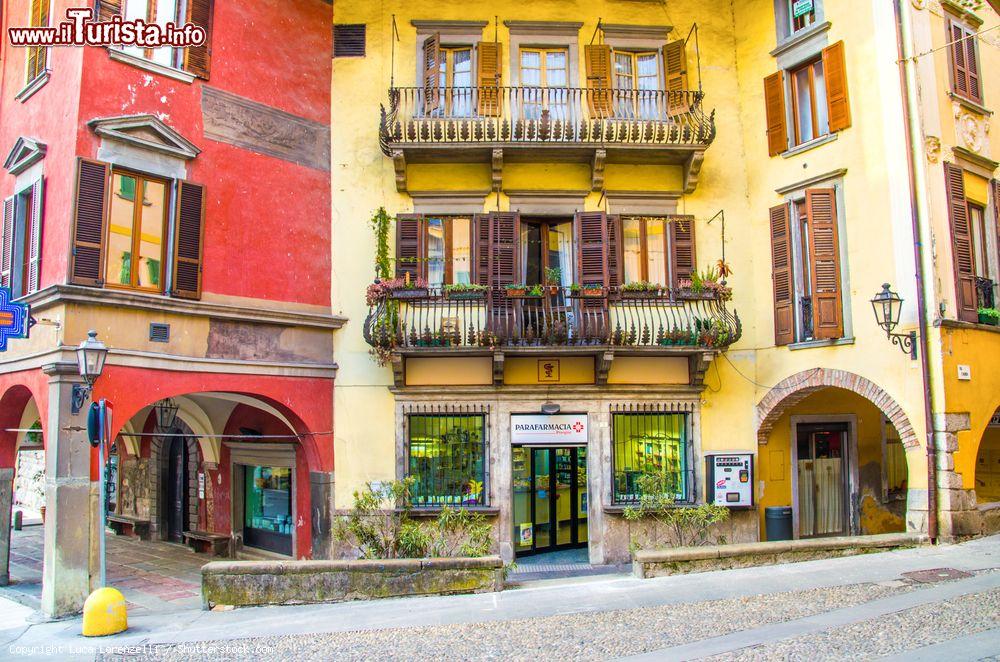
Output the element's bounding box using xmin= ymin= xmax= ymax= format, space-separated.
xmin=756 ymin=368 xmax=918 ymax=450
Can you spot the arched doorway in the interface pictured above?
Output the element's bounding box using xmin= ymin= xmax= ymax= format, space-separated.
xmin=756 ymin=369 xmax=917 ymax=539
xmin=150 ymin=422 xmax=200 ymax=543
xmin=165 ymin=436 xmax=189 ymax=542
xmin=975 ymin=406 xmax=1000 ymax=505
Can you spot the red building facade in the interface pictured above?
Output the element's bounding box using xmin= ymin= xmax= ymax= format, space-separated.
xmin=0 ymin=0 xmax=336 ymax=616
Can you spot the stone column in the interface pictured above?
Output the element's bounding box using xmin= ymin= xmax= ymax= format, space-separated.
xmin=310 ymin=470 xmax=335 ymax=559
xmin=0 ymin=468 xmax=14 ymax=585
xmin=934 ymin=412 xmax=981 ymax=540
xmin=40 ymin=362 xmax=95 ymax=617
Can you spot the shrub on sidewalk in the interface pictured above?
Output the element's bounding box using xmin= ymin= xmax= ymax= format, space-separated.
xmin=333 ymin=478 xmax=492 ymax=559
xmin=623 ymin=472 xmax=730 ymax=551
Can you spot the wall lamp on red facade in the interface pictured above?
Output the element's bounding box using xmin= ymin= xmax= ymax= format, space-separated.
xmin=71 ymin=330 xmax=108 ymax=414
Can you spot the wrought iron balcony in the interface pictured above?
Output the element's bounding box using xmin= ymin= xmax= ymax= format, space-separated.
xmin=379 ymin=86 xmax=715 ymax=193
xmin=363 ymin=286 xmax=741 ymax=357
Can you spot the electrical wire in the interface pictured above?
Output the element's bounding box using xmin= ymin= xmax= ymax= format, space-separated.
xmin=899 ymin=23 xmax=999 ymax=62
xmin=720 ymin=352 xmax=823 ymax=391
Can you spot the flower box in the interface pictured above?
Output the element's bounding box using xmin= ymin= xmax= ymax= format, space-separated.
xmin=620 ymin=290 xmax=663 ymax=299
xmin=979 ymin=313 xmax=999 ymax=326
xmin=445 ymin=290 xmax=487 ymax=300
xmin=390 ymin=288 xmax=430 ymax=300
xmin=676 ymin=288 xmax=716 ymax=300
xmin=505 ymin=288 xmax=527 ymax=297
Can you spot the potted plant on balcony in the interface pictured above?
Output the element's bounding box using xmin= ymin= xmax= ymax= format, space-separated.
xmin=505 ymin=283 xmax=528 ymax=297
xmin=677 ymin=267 xmax=721 ymax=300
xmin=621 ymin=281 xmax=663 ymax=299
xmin=978 ymin=307 xmax=1000 ymax=326
xmin=526 ymin=284 xmax=544 ymax=298
xmin=444 ymin=283 xmax=488 ymax=300
xmin=544 ymin=267 xmax=562 ymax=295
xmin=570 ymin=283 xmax=605 ymax=298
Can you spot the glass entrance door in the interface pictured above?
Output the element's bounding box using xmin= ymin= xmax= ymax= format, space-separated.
xmin=796 ymin=423 xmax=849 ymax=538
xmin=513 ymin=446 xmax=587 ymax=556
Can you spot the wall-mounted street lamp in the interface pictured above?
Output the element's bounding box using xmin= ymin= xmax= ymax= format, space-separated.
xmin=154 ymin=398 xmax=179 ymax=431
xmin=71 ymin=330 xmax=108 ymax=414
xmin=870 ymin=283 xmax=917 ymax=360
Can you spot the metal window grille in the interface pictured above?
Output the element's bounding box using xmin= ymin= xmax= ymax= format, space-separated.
xmin=404 ymin=404 xmax=489 ymax=508
xmin=610 ymin=403 xmax=695 ymax=505
xmin=149 ymin=322 xmax=170 ymax=342
xmin=333 ymin=24 xmax=366 ymax=58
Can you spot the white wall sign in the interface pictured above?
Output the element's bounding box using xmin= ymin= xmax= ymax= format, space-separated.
xmin=511 ymin=414 xmax=588 ymax=445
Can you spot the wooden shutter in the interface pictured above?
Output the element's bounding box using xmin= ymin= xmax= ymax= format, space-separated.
xmin=0 ymin=197 xmax=13 ymax=290
xmin=474 ymin=214 xmax=490 ymax=286
xmin=95 ymin=0 xmax=122 ymax=22
xmin=822 ymin=41 xmax=851 ymax=133
xmin=993 ymin=179 xmax=1000 ymax=281
xmin=944 ymin=162 xmax=978 ymax=322
xmin=669 ymin=215 xmax=696 ymax=288
xmin=477 ymin=41 xmax=502 ymax=117
xmin=488 ymin=212 xmax=519 ymax=289
xmin=806 ymin=189 xmax=843 ymax=339
xmin=183 ymin=0 xmax=214 ymax=79
xmin=395 ymin=214 xmax=424 ymax=280
xmin=963 ymin=24 xmax=982 ymax=103
xmin=607 ymin=214 xmax=622 ymax=289
xmin=948 ymin=21 xmax=970 ymax=100
xmin=576 ymin=212 xmax=608 ymax=310
xmin=423 ymin=33 xmax=442 ymax=114
xmin=770 ymin=203 xmax=794 ymax=346
xmin=584 ymin=44 xmax=613 ymax=117
xmin=764 ymin=71 xmax=787 ymax=157
xmin=663 ymin=39 xmax=690 ymax=115
xmin=171 ymin=181 xmax=206 ymax=299
xmin=26 ymin=178 xmax=44 ymax=294
xmin=71 ymin=158 xmax=110 ymax=286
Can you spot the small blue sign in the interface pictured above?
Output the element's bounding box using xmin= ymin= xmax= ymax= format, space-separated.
xmin=0 ymin=287 xmax=30 ymax=352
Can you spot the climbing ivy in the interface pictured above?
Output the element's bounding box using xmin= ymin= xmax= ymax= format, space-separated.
xmin=370 ymin=206 xmax=392 ymax=280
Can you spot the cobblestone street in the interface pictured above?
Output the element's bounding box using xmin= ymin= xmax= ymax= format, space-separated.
xmin=0 ymin=535 xmax=996 ymax=661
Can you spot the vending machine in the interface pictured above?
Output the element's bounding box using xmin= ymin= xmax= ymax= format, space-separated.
xmin=705 ymin=453 xmax=754 ymax=508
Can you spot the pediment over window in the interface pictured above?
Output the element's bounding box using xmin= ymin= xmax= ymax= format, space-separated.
xmin=3 ymin=137 xmax=47 ymax=175
xmin=87 ymin=114 xmax=201 ymax=160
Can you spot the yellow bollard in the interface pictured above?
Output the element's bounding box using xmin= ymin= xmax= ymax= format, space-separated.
xmin=82 ymin=587 xmax=128 ymax=637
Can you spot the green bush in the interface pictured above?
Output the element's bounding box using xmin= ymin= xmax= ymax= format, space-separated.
xmin=622 ymin=472 xmax=730 ymax=550
xmin=333 ymin=478 xmax=493 ymax=559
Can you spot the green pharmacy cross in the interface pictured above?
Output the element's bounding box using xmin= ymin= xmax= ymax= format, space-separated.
xmin=0 ymin=287 xmax=33 ymax=352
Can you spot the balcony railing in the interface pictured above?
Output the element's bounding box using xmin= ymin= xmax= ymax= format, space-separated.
xmin=363 ymin=286 xmax=741 ymax=356
xmin=975 ymin=276 xmax=996 ymax=310
xmin=379 ymin=86 xmax=715 ymax=153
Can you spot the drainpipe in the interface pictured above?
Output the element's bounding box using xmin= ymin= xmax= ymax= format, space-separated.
xmin=894 ymin=0 xmax=938 ymax=541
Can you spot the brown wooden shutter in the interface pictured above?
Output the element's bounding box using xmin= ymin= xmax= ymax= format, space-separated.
xmin=423 ymin=33 xmax=442 ymax=114
xmin=805 ymin=189 xmax=844 ymax=339
xmin=822 ymin=41 xmax=851 ymax=133
xmin=171 ymin=181 xmax=206 ymax=299
xmin=474 ymin=214 xmax=490 ymax=286
xmin=477 ymin=41 xmax=502 ymax=117
xmin=669 ymin=215 xmax=696 ymax=288
xmin=964 ymin=24 xmax=982 ymax=103
xmin=949 ymin=20 xmax=970 ymax=99
xmin=993 ymin=179 xmax=1000 ymax=281
xmin=944 ymin=162 xmax=978 ymax=322
xmin=95 ymin=0 xmax=122 ymax=22
xmin=584 ymin=44 xmax=613 ymax=117
xmin=663 ymin=39 xmax=690 ymax=115
xmin=575 ymin=211 xmax=608 ymax=310
xmin=71 ymin=158 xmax=109 ymax=286
xmin=26 ymin=178 xmax=44 ymax=294
xmin=770 ymin=203 xmax=794 ymax=346
xmin=0 ymin=197 xmax=13 ymax=290
xmin=764 ymin=71 xmax=787 ymax=157
xmin=183 ymin=0 xmax=214 ymax=79
xmin=395 ymin=214 xmax=424 ymax=280
xmin=607 ymin=214 xmax=622 ymax=289
xmin=487 ymin=212 xmax=519 ymax=289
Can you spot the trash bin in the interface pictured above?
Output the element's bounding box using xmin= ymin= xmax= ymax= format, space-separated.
xmin=765 ymin=506 xmax=793 ymax=541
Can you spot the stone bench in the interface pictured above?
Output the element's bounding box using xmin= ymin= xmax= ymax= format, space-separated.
xmin=633 ymin=532 xmax=929 ymax=578
xmin=183 ymin=530 xmax=231 ymax=556
xmin=107 ymin=514 xmax=151 ymax=540
xmin=201 ymin=556 xmax=504 ymax=609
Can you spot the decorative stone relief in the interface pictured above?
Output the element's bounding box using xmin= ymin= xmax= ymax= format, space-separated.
xmin=959 ymin=113 xmax=984 ymax=152
xmin=925 ymin=136 xmax=941 ymax=163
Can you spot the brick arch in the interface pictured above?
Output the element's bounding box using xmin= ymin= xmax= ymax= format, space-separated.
xmin=756 ymin=368 xmax=918 ymax=449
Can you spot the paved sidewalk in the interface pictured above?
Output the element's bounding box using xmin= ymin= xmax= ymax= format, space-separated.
xmin=0 ymin=534 xmax=997 ymax=660
xmin=4 ymin=526 xmax=203 ymax=614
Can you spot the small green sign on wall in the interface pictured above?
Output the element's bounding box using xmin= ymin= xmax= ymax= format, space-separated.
xmin=793 ymin=0 xmax=814 ymax=17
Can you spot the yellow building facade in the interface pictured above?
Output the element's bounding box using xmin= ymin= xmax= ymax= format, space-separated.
xmin=331 ymin=0 xmax=1000 ymax=562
